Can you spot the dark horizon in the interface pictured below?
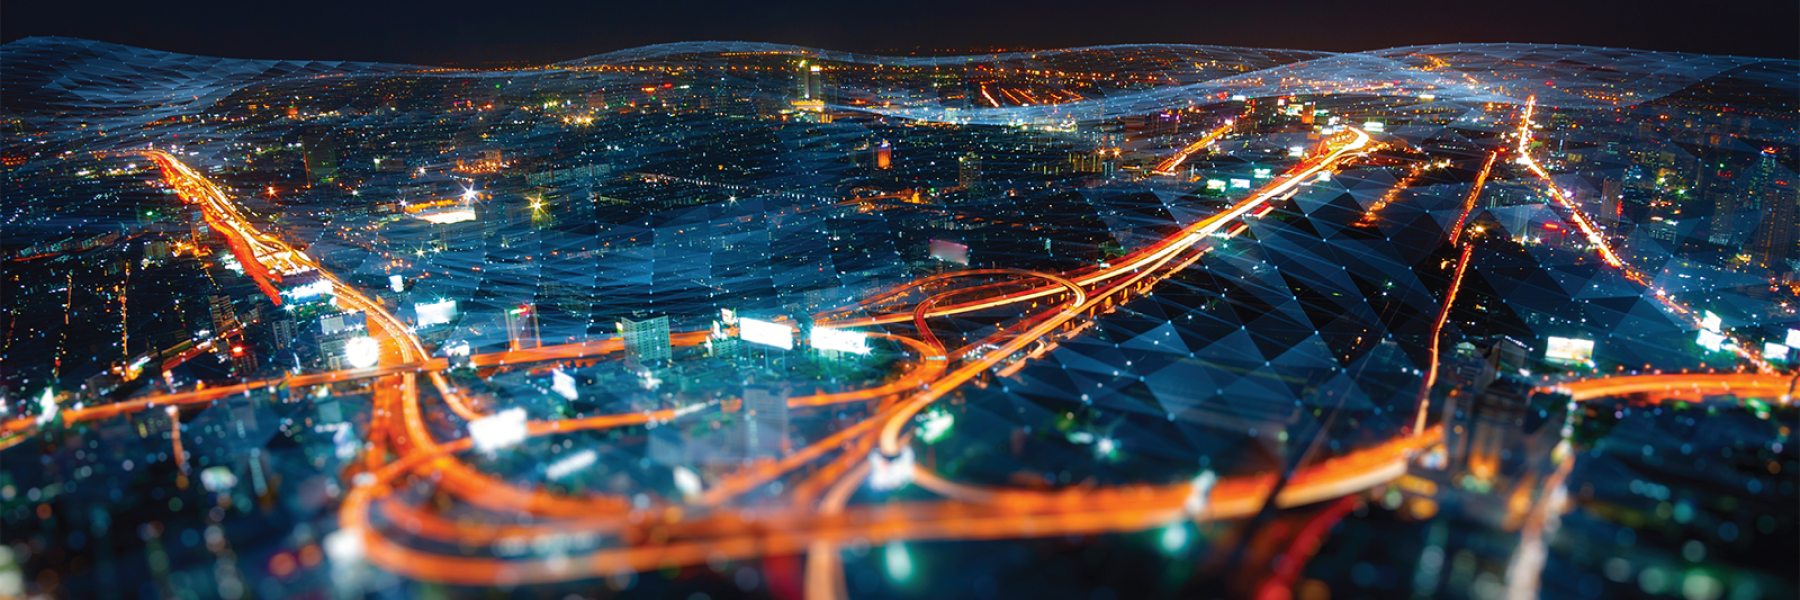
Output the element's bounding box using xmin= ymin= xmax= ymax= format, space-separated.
xmin=4 ymin=0 xmax=1797 ymax=66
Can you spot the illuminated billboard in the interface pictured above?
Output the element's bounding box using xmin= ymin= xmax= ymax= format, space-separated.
xmin=1763 ymin=342 xmax=1791 ymax=362
xmin=1544 ymin=336 xmax=1594 ymax=363
xmin=810 ymin=328 xmax=871 ymax=354
xmin=417 ymin=210 xmax=477 ymax=224
xmin=739 ymin=317 xmax=794 ymax=350
xmin=930 ymin=239 xmax=969 ymax=265
xmin=283 ymin=279 xmax=333 ymax=299
xmin=1696 ymin=330 xmax=1726 ymax=352
xmin=414 ymin=299 xmax=457 ymax=327
xmin=469 ymin=408 xmax=527 ymax=453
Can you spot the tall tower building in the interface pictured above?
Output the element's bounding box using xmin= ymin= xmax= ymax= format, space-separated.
xmin=1747 ymin=152 xmax=1796 ymax=269
xmin=1599 ymin=179 xmax=1623 ymax=223
xmin=742 ymin=384 xmax=789 ymax=459
xmin=958 ymin=152 xmax=983 ymax=190
xmin=619 ymin=314 xmax=672 ymax=368
xmin=301 ymin=133 xmax=338 ymax=187
xmin=876 ymin=140 xmax=892 ymax=170
xmin=796 ymin=61 xmax=823 ymax=101
xmin=208 ymin=295 xmax=240 ymax=334
xmin=228 ymin=336 xmax=257 ymax=376
xmin=505 ymin=304 xmax=540 ymax=351
xmin=272 ymin=319 xmax=296 ymax=349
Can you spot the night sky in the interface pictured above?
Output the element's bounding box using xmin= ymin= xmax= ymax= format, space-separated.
xmin=4 ymin=0 xmax=1797 ymax=64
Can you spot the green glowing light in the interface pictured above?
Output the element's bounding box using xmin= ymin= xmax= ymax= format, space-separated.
xmin=884 ymin=542 xmax=913 ymax=581
xmin=919 ymin=410 xmax=954 ymax=443
xmin=1159 ymin=523 xmax=1189 ymax=553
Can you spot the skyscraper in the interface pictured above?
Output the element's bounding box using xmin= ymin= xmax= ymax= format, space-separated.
xmin=302 ymin=132 xmax=338 ymax=187
xmin=505 ymin=304 xmax=540 ymax=351
xmin=796 ymin=61 xmax=823 ymax=101
xmin=1599 ymin=178 xmax=1623 ymax=223
xmin=209 ymin=295 xmax=240 ymax=334
xmin=1747 ymin=152 xmax=1797 ymax=269
xmin=619 ymin=314 xmax=671 ymax=368
xmin=742 ymin=384 xmax=789 ymax=459
xmin=959 ymin=152 xmax=983 ymax=190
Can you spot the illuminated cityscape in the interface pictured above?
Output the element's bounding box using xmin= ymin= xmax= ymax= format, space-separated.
xmin=0 ymin=37 xmax=1796 ymax=600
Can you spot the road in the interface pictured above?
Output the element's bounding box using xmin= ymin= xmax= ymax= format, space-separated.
xmin=6 ymin=136 xmax=1791 ymax=592
xmin=12 ymin=132 xmax=1411 ymax=585
xmin=1153 ymin=118 xmax=1237 ymax=175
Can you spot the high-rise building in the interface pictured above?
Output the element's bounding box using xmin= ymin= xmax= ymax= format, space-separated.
xmin=876 ymin=140 xmax=891 ymax=170
xmin=228 ymin=336 xmax=257 ymax=376
xmin=208 ymin=295 xmax=240 ymax=334
xmin=188 ymin=206 xmax=213 ymax=244
xmin=741 ymin=384 xmax=789 ymax=458
xmin=958 ymin=152 xmax=983 ymax=190
xmin=796 ymin=61 xmax=823 ymax=101
xmin=1747 ymin=152 xmax=1797 ymax=269
xmin=301 ymin=133 xmax=338 ymax=187
xmin=619 ymin=314 xmax=671 ymax=368
xmin=272 ymin=319 xmax=296 ymax=349
xmin=1599 ymin=178 xmax=1623 ymax=223
xmin=505 ymin=304 xmax=540 ymax=351
xmin=1442 ymin=378 xmax=1530 ymax=487
xmin=317 ymin=329 xmax=361 ymax=371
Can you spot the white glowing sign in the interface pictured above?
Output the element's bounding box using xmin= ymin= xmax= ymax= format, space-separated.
xmin=469 ymin=408 xmax=527 ymax=453
xmin=545 ymin=449 xmax=596 ymax=480
xmin=811 ymin=328 xmax=871 ymax=355
xmin=929 ymin=239 xmax=969 ymax=265
xmin=389 ymin=274 xmax=405 ymax=292
xmin=1701 ymin=311 xmax=1722 ymax=332
xmin=1786 ymin=329 xmax=1800 ymax=348
xmin=283 ymin=279 xmax=333 ymax=299
xmin=1696 ymin=330 xmax=1726 ymax=352
xmin=1229 ymin=178 xmax=1251 ymax=189
xmin=414 ymin=299 xmax=457 ymax=328
xmin=417 ymin=210 xmax=477 ymax=224
xmin=1363 ymin=121 xmax=1386 ymax=132
xmin=1545 ymin=337 xmax=1594 ymax=363
xmin=1763 ymin=342 xmax=1791 ymax=362
xmin=551 ymin=369 xmax=579 ymax=400
xmin=739 ymin=318 xmax=794 ymax=350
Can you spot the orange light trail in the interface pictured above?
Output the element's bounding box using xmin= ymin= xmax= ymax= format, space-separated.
xmin=1154 ymin=119 xmax=1236 ymax=175
xmin=1512 ymin=99 xmax=1773 ymax=373
xmin=1512 ymin=98 xmax=1624 ymax=269
xmin=1448 ymin=152 xmax=1499 ymax=246
xmin=1415 ymin=241 xmax=1477 ymax=436
xmin=39 ymin=140 xmax=1789 ymax=591
xmin=879 ymin=128 xmax=1374 ymax=457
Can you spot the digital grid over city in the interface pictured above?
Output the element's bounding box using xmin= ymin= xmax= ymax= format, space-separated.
xmin=0 ymin=36 xmax=1796 ymax=600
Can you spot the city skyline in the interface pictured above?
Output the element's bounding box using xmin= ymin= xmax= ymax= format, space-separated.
xmin=4 ymin=0 xmax=1799 ymax=66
